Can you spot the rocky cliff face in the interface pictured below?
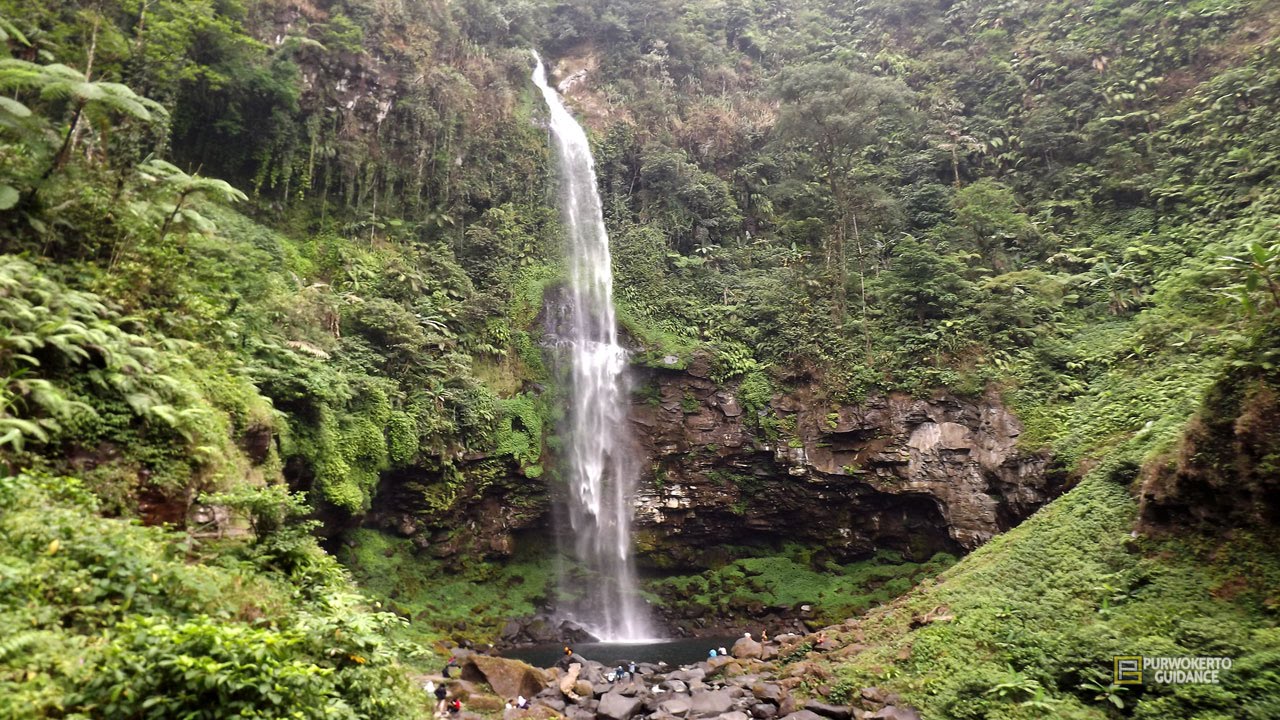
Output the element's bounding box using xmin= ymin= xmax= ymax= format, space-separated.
xmin=352 ymin=346 xmax=1058 ymax=586
xmin=628 ymin=356 xmax=1060 ymax=570
xmin=361 ymin=458 xmax=551 ymax=565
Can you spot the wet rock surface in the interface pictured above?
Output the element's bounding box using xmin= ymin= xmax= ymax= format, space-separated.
xmin=629 ymin=360 xmax=1062 ymax=570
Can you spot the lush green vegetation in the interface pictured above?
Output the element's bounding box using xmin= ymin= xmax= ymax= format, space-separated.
xmin=0 ymin=473 xmax=424 ymax=718
xmin=648 ymin=547 xmax=957 ymax=628
xmin=1 ymin=0 xmax=1278 ymax=717
xmin=806 ymin=472 xmax=1280 ymax=719
xmin=337 ymin=528 xmax=558 ymax=649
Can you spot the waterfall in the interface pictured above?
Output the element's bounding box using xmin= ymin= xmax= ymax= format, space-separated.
xmin=532 ymin=51 xmax=652 ymax=642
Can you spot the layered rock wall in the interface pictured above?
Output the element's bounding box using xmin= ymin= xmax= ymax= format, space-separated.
xmin=629 ymin=357 xmax=1059 ymax=569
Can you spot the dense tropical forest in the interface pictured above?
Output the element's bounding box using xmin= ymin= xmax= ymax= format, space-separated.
xmin=1 ymin=0 xmax=1278 ymax=718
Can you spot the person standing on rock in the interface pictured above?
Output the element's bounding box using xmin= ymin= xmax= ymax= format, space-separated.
xmin=434 ymin=684 xmax=448 ymax=716
xmin=628 ymin=660 xmax=637 ymax=680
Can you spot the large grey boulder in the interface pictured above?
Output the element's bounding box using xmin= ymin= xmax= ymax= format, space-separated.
xmin=658 ymin=695 xmax=693 ymax=716
xmin=732 ymin=636 xmax=763 ymax=660
xmin=598 ymin=691 xmax=644 ymax=720
xmin=670 ymin=667 xmax=706 ymax=683
xmin=803 ymin=700 xmax=853 ymax=720
xmin=780 ymin=712 xmax=826 ymax=720
xmin=689 ymin=689 xmax=734 ymax=716
xmin=662 ymin=679 xmax=689 ymax=693
xmin=751 ymin=683 xmax=785 ymax=704
xmin=460 ymin=655 xmax=548 ymax=700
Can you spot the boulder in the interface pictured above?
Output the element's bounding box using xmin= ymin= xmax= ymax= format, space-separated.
xmin=658 ymin=696 xmax=693 ymax=716
xmin=573 ymin=680 xmax=594 ymax=698
xmin=669 ymin=668 xmax=707 ymax=683
xmin=467 ymin=695 xmax=506 ymax=713
xmin=708 ymin=656 xmax=736 ymax=672
xmin=598 ymin=690 xmax=644 ymax=720
xmin=662 ymin=679 xmax=689 ymax=694
xmin=576 ymin=661 xmax=605 ymax=684
xmin=780 ymin=712 xmax=826 ymax=720
xmin=751 ymin=683 xmax=785 ymax=704
xmin=558 ymin=620 xmax=599 ymax=644
xmin=508 ymin=707 xmax=560 ymax=720
xmin=524 ymin=618 xmax=557 ymax=643
xmin=559 ymin=663 xmax=581 ymax=695
xmin=803 ymin=700 xmax=853 ymax=720
xmin=461 ymin=655 xmax=547 ymax=700
xmin=859 ymin=687 xmax=900 ymax=708
xmin=866 ymin=707 xmax=920 ymax=720
xmin=709 ymin=660 xmax=747 ymax=678
xmin=732 ymin=637 xmax=764 ymax=660
xmin=751 ymin=704 xmax=779 ymax=718
xmin=689 ymin=689 xmax=734 ymax=716
xmin=721 ymin=713 xmax=750 ymax=720
xmin=535 ymin=697 xmax=566 ymax=712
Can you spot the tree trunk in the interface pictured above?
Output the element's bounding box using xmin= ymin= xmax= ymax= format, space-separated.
xmin=67 ymin=14 xmax=102 ymax=158
xmin=44 ymin=103 xmax=84 ymax=178
xmin=850 ymin=210 xmax=872 ymax=361
xmin=159 ymin=191 xmax=190 ymax=241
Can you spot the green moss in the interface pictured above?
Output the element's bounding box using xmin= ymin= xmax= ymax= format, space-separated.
xmin=509 ymin=262 xmax=563 ymax=329
xmin=339 ymin=528 xmax=558 ymax=648
xmin=494 ymin=393 xmax=546 ymax=470
xmin=386 ymin=411 xmax=418 ymax=466
xmin=647 ymin=545 xmax=955 ymax=627
xmin=681 ymin=391 xmax=701 ymax=414
xmin=615 ymin=300 xmax=702 ymax=369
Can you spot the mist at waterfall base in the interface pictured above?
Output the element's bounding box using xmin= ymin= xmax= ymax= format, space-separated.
xmin=532 ymin=51 xmax=654 ymax=643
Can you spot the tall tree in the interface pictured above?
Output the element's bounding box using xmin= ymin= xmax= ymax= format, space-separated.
xmin=773 ymin=62 xmax=913 ymax=354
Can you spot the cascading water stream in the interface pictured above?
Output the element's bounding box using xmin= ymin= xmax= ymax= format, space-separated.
xmin=532 ymin=52 xmax=652 ymax=642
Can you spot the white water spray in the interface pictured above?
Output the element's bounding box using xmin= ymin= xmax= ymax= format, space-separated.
xmin=532 ymin=52 xmax=651 ymax=642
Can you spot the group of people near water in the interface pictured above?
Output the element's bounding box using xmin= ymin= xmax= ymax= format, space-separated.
xmin=563 ymin=646 xmax=639 ymax=683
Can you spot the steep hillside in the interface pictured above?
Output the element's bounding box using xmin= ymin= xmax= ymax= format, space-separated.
xmin=1 ymin=0 xmax=1279 ymax=717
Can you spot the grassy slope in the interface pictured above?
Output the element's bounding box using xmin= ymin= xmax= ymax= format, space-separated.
xmin=800 ymin=474 xmax=1280 ymax=719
